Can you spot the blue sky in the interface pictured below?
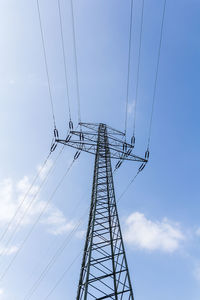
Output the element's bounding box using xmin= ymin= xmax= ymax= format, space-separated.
xmin=0 ymin=0 xmax=200 ymax=299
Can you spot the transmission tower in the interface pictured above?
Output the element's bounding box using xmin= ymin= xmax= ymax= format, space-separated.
xmin=56 ymin=122 xmax=148 ymax=299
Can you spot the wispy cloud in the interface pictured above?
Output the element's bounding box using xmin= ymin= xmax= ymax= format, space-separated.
xmin=0 ymin=245 xmax=18 ymax=256
xmin=194 ymin=263 xmax=200 ymax=282
xmin=127 ymin=101 xmax=135 ymax=114
xmin=37 ymin=160 xmax=53 ymax=180
xmin=42 ymin=207 xmax=75 ymax=236
xmin=195 ymin=228 xmax=200 ymax=236
xmin=0 ymin=179 xmax=17 ymax=223
xmin=0 ymin=160 xmax=78 ymax=255
xmin=124 ymin=212 xmax=185 ymax=253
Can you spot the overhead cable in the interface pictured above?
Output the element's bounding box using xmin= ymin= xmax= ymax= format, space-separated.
xmin=43 ymin=251 xmax=82 ymax=300
xmin=132 ymin=0 xmax=145 ymax=137
xmin=0 ymin=147 xmax=64 ymax=261
xmin=124 ymin=0 xmax=134 ymax=138
xmin=57 ymin=0 xmax=72 ymax=122
xmin=0 ymin=148 xmax=69 ymax=281
xmin=70 ymin=0 xmax=82 ymax=125
xmin=24 ymin=209 xmax=88 ymax=300
xmin=0 ymin=151 xmax=51 ymax=245
xmin=36 ymin=0 xmax=57 ymax=129
xmin=37 ymin=168 xmax=142 ymax=300
xmin=147 ymin=0 xmax=167 ymax=148
xmin=23 ymin=182 xmax=91 ymax=298
xmin=117 ymin=171 xmax=140 ymax=203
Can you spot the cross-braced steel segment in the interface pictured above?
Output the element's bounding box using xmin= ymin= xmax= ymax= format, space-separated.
xmin=76 ymin=124 xmax=134 ymax=300
xmin=56 ymin=122 xmax=148 ymax=299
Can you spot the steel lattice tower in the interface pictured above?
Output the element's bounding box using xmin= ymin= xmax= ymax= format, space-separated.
xmin=56 ymin=122 xmax=148 ymax=299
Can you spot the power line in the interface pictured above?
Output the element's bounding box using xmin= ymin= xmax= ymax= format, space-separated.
xmin=40 ymin=169 xmax=139 ymax=299
xmin=147 ymin=0 xmax=167 ymax=148
xmin=0 ymin=148 xmax=64 ymax=261
xmin=124 ymin=0 xmax=134 ymax=138
xmin=25 ymin=143 xmax=145 ymax=298
xmin=132 ymin=0 xmax=145 ymax=137
xmin=117 ymin=171 xmax=140 ymax=203
xmin=22 ymin=181 xmax=91 ymax=298
xmin=43 ymin=251 xmax=82 ymax=300
xmin=0 ymin=151 xmax=51 ymax=245
xmin=42 ymin=168 xmax=138 ymax=299
xmin=24 ymin=209 xmax=88 ymax=300
xmin=0 ymin=149 xmax=68 ymax=281
xmin=57 ymin=0 xmax=72 ymax=122
xmin=36 ymin=0 xmax=57 ymax=129
xmin=70 ymin=0 xmax=81 ymax=125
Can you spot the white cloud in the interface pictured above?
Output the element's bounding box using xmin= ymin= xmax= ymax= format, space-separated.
xmin=194 ymin=264 xmax=200 ymax=282
xmin=9 ymin=79 xmax=15 ymax=85
xmin=37 ymin=159 xmax=53 ymax=180
xmin=75 ymin=230 xmax=85 ymax=239
xmin=0 ymin=289 xmax=3 ymax=296
xmin=127 ymin=101 xmax=135 ymax=114
xmin=0 ymin=179 xmax=16 ymax=223
xmin=0 ymin=245 xmax=18 ymax=256
xmin=0 ymin=161 xmax=78 ymax=255
xmin=42 ymin=206 xmax=75 ymax=236
xmin=124 ymin=212 xmax=185 ymax=253
xmin=195 ymin=228 xmax=200 ymax=236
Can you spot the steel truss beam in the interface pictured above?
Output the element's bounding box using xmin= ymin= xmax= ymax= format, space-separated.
xmin=56 ymin=123 xmax=147 ymax=163
xmin=56 ymin=123 xmax=146 ymax=299
xmin=75 ymin=124 xmax=134 ymax=300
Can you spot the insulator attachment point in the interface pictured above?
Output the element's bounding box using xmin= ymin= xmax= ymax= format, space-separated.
xmin=66 ymin=134 xmax=71 ymax=142
xmin=50 ymin=143 xmax=57 ymax=153
xmin=131 ymin=136 xmax=135 ymax=147
xmin=54 ymin=128 xmax=59 ymax=138
xmin=125 ymin=148 xmax=132 ymax=157
xmin=123 ymin=142 xmax=127 ymax=152
xmin=74 ymin=150 xmax=81 ymax=160
xmin=80 ymin=132 xmax=84 ymax=141
xmin=145 ymin=149 xmax=150 ymax=160
xmin=115 ymin=160 xmax=123 ymax=170
xmin=138 ymin=163 xmax=146 ymax=172
xmin=69 ymin=120 xmax=74 ymax=130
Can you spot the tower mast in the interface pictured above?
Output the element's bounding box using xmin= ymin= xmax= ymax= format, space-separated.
xmin=56 ymin=122 xmax=148 ymax=299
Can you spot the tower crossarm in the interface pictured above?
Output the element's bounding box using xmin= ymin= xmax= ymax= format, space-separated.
xmin=56 ymin=123 xmax=147 ymax=163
